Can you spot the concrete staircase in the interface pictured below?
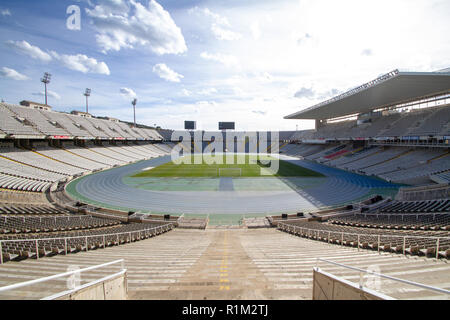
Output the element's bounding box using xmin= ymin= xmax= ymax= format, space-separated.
xmin=0 ymin=229 xmax=449 ymax=300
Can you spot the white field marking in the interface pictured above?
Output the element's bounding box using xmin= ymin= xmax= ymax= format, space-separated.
xmin=341 ymin=266 xmax=450 ymax=279
xmin=256 ymin=264 xmax=447 ymax=275
xmin=127 ymin=279 xmax=177 ymax=284
xmin=131 ymin=286 xmax=170 ymax=291
xmin=266 ymin=277 xmax=313 ymax=282
xmin=264 ymin=274 xmax=314 ymax=279
xmin=251 ymin=256 xmax=434 ymax=267
xmin=142 ymin=167 xmax=155 ymax=171
xmin=127 ymin=271 xmax=186 ymax=276
xmin=273 ymin=284 xmax=312 ymax=290
xmin=385 ymin=284 xmax=450 ymax=295
xmin=257 ymin=261 xmax=440 ymax=272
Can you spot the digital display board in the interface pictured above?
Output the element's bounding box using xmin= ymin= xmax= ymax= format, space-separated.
xmin=184 ymin=121 xmax=197 ymax=130
xmin=219 ymin=122 xmax=235 ymax=130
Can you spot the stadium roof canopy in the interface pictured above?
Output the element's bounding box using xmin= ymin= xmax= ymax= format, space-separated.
xmin=285 ymin=70 xmax=450 ymax=120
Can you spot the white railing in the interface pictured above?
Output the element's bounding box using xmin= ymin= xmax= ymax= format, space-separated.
xmin=0 ymin=223 xmax=174 ymax=264
xmin=315 ymin=258 xmax=450 ymax=297
xmin=0 ymin=214 xmax=104 ymax=223
xmin=0 ymin=259 xmax=125 ymax=300
xmin=278 ymin=222 xmax=450 ymax=259
xmin=339 ymin=212 xmax=450 ymax=219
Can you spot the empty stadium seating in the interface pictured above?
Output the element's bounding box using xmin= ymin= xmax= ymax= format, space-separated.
xmin=0 ymin=102 xmax=163 ymax=141
xmin=290 ymin=106 xmax=450 ymax=141
xmin=0 ymin=220 xmax=174 ymax=263
xmin=0 ymin=141 xmax=172 ymax=193
xmin=278 ymin=220 xmax=450 ymax=258
xmin=280 ymin=142 xmax=450 ymax=184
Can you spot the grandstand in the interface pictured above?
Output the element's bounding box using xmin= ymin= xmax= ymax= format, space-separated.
xmin=0 ymin=69 xmax=449 ymax=301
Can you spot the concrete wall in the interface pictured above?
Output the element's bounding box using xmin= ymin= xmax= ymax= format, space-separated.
xmin=312 ymin=268 xmax=392 ymax=300
xmin=56 ymin=272 xmax=128 ymax=300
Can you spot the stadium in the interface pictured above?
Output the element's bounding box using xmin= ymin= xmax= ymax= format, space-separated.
xmin=0 ymin=68 xmax=449 ymax=301
xmin=0 ymin=0 xmax=449 ymax=305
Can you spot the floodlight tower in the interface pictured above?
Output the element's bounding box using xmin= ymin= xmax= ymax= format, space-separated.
xmin=84 ymin=88 xmax=91 ymax=114
xmin=132 ymin=98 xmax=137 ymax=127
xmin=40 ymin=72 xmax=51 ymax=105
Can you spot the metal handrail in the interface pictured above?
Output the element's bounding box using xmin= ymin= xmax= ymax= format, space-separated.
xmin=0 ymin=215 xmax=101 ymax=222
xmin=0 ymin=223 xmax=174 ymax=264
xmin=41 ymin=269 xmax=127 ymax=300
xmin=278 ymin=222 xmax=449 ymax=259
xmin=0 ymin=259 xmax=124 ymax=293
xmin=316 ymin=258 xmax=450 ymax=296
xmin=0 ymin=223 xmax=173 ymax=243
xmin=345 ymin=212 xmax=450 ymax=217
xmin=278 ymin=222 xmax=450 ymax=240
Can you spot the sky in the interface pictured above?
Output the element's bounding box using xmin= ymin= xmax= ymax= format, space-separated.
xmin=0 ymin=0 xmax=449 ymax=131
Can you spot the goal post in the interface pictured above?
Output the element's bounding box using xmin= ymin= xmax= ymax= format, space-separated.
xmin=218 ymin=168 xmax=242 ymax=177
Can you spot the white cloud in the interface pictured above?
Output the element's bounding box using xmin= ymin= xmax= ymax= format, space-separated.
xmin=198 ymin=88 xmax=218 ymax=96
xmin=5 ymin=40 xmax=52 ymax=62
xmin=181 ymin=88 xmax=192 ymax=96
xmin=200 ymin=52 xmax=239 ymax=68
xmin=5 ymin=40 xmax=109 ymax=75
xmin=152 ymin=63 xmax=184 ymax=82
xmin=32 ymin=90 xmax=61 ymax=100
xmin=294 ymin=87 xmax=315 ymax=99
xmin=211 ymin=24 xmax=242 ymax=41
xmin=189 ymin=7 xmax=230 ymax=26
xmin=196 ymin=100 xmax=217 ymax=107
xmin=189 ymin=6 xmax=242 ymax=41
xmin=120 ymin=87 xmax=136 ymax=99
xmin=252 ymin=110 xmax=267 ymax=116
xmin=361 ymin=48 xmax=373 ymax=56
xmin=50 ymin=52 xmax=110 ymax=75
xmin=0 ymin=67 xmax=29 ymax=81
xmin=1 ymin=9 xmax=11 ymax=16
xmin=250 ymin=21 xmax=261 ymax=40
xmin=296 ymin=33 xmax=312 ymax=45
xmin=86 ymin=0 xmax=187 ymax=55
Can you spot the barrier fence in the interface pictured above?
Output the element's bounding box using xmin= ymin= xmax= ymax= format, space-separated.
xmin=278 ymin=222 xmax=450 ymax=259
xmin=0 ymin=259 xmax=126 ymax=300
xmin=315 ymin=258 xmax=450 ymax=297
xmin=0 ymin=223 xmax=174 ymax=264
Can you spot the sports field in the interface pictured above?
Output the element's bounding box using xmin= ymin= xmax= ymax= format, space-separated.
xmin=132 ymin=154 xmax=324 ymax=178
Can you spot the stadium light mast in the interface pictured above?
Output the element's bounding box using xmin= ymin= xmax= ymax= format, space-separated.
xmin=40 ymin=72 xmax=51 ymax=106
xmin=84 ymin=88 xmax=91 ymax=114
xmin=132 ymin=98 xmax=137 ymax=127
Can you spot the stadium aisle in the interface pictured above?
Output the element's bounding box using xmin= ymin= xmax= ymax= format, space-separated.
xmin=1 ymin=228 xmax=449 ymax=300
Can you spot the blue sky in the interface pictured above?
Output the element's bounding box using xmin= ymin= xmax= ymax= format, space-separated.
xmin=0 ymin=0 xmax=449 ymax=131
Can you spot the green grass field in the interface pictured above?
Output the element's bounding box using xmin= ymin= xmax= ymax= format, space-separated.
xmin=132 ymin=154 xmax=324 ymax=178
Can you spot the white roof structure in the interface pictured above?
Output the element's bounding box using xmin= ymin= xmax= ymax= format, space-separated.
xmin=285 ymin=70 xmax=450 ymax=120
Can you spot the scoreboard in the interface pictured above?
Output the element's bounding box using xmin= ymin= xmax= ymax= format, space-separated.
xmin=219 ymin=122 xmax=235 ymax=130
xmin=184 ymin=121 xmax=197 ymax=130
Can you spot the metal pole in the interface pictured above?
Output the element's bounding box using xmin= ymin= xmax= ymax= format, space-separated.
xmin=86 ymin=237 xmax=88 ymax=252
xmin=65 ymin=239 xmax=67 ymax=255
xmin=44 ymin=83 xmax=48 ymax=105
xmin=359 ymin=272 xmax=364 ymax=289
xmin=0 ymin=241 xmax=3 ymax=264
xmin=36 ymin=240 xmax=39 ymax=260
xmin=341 ymin=232 xmax=344 ymax=246
xmin=403 ymin=237 xmax=406 ymax=255
xmin=103 ymin=235 xmax=105 ymax=249
xmin=357 ymin=235 xmax=360 ymax=251
xmin=378 ymin=235 xmax=380 ymax=254
xmin=436 ymin=238 xmax=440 ymax=260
